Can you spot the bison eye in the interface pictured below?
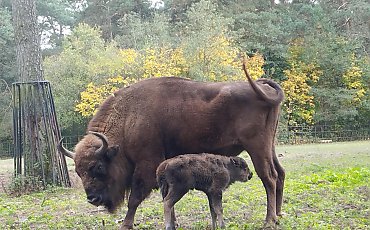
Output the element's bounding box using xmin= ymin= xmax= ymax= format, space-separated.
xmin=93 ymin=163 xmax=106 ymax=178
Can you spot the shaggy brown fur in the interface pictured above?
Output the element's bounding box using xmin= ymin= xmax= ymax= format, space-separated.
xmin=59 ymin=62 xmax=285 ymax=229
xmin=156 ymin=153 xmax=253 ymax=230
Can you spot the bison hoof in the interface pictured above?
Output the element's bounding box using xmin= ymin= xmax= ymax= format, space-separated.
xmin=277 ymin=211 xmax=286 ymax=217
xmin=119 ymin=225 xmax=133 ymax=230
xmin=263 ymin=221 xmax=278 ymax=229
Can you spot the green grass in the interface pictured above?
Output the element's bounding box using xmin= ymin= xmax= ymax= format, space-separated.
xmin=0 ymin=141 xmax=369 ymax=229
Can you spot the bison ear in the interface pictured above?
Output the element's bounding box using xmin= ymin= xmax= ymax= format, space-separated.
xmin=106 ymin=145 xmax=119 ymax=160
xmin=230 ymin=157 xmax=240 ymax=167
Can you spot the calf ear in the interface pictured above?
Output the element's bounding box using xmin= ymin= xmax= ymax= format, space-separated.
xmin=230 ymin=157 xmax=240 ymax=166
xmin=106 ymin=145 xmax=119 ymax=160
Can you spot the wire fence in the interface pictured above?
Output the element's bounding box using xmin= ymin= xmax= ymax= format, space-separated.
xmin=1 ymin=125 xmax=370 ymax=158
xmin=277 ymin=125 xmax=370 ymax=144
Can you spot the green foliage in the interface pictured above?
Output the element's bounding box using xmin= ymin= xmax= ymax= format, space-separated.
xmin=115 ymin=12 xmax=173 ymax=49
xmin=44 ymin=24 xmax=124 ymax=132
xmin=0 ymin=80 xmax=12 ymax=141
xmin=0 ymin=7 xmax=15 ymax=141
xmin=37 ymin=0 xmax=79 ymax=50
xmin=80 ymin=0 xmax=154 ymax=41
xmin=181 ymin=0 xmax=239 ymax=81
xmin=0 ymin=7 xmax=15 ymax=82
xmin=5 ymin=0 xmax=370 ymax=133
xmin=73 ymin=46 xmax=266 ymax=117
xmin=282 ymin=39 xmax=321 ymax=125
xmin=50 ymin=3 xmax=267 ymax=118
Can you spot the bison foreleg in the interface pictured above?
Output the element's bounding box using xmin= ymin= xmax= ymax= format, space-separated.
xmin=120 ymin=164 xmax=158 ymax=230
xmin=206 ymin=193 xmax=217 ymax=230
xmin=210 ymin=192 xmax=225 ymax=229
xmin=207 ymin=192 xmax=225 ymax=229
xmin=170 ymin=207 xmax=177 ymax=227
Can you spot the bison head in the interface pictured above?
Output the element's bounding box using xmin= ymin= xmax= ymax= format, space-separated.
xmin=230 ymin=157 xmax=253 ymax=182
xmin=58 ymin=132 xmax=131 ymax=213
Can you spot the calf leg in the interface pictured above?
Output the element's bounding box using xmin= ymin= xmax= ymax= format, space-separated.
xmin=207 ymin=192 xmax=225 ymax=229
xmin=163 ymin=185 xmax=188 ymax=230
xmin=272 ymin=147 xmax=285 ymax=216
xmin=206 ymin=193 xmax=217 ymax=230
xmin=120 ymin=163 xmax=159 ymax=230
xmin=170 ymin=207 xmax=177 ymax=227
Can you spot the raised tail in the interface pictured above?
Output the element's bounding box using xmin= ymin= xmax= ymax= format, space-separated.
xmin=242 ymin=58 xmax=284 ymax=106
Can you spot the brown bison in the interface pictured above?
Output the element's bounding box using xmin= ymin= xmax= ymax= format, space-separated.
xmin=58 ymin=62 xmax=285 ymax=229
xmin=156 ymin=153 xmax=253 ymax=230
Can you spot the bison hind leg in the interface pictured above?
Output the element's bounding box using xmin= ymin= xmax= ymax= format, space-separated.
xmin=163 ymin=185 xmax=188 ymax=230
xmin=272 ymin=147 xmax=285 ymax=217
xmin=243 ymin=140 xmax=279 ymax=227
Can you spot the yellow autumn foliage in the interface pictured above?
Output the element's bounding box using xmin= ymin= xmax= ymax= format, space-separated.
xmin=118 ymin=49 xmax=139 ymax=76
xmin=282 ymin=41 xmax=322 ymax=125
xmin=75 ymin=36 xmax=267 ymax=117
xmin=243 ymin=53 xmax=265 ymax=80
xmin=142 ymin=47 xmax=187 ymax=78
xmin=343 ymin=54 xmax=366 ymax=103
xmin=75 ymin=76 xmax=137 ymax=117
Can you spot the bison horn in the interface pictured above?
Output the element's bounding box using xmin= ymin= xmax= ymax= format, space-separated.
xmin=89 ymin=131 xmax=109 ymax=157
xmin=58 ymin=138 xmax=76 ymax=159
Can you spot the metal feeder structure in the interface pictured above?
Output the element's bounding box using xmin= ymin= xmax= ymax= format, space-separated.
xmin=12 ymin=81 xmax=70 ymax=187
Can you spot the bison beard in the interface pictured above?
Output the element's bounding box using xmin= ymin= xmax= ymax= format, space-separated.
xmin=59 ymin=61 xmax=285 ymax=229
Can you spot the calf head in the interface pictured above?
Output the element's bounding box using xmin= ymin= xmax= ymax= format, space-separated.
xmin=229 ymin=157 xmax=253 ymax=182
xmin=58 ymin=132 xmax=129 ymax=213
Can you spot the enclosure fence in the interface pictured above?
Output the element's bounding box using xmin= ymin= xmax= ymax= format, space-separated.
xmin=277 ymin=124 xmax=370 ymax=144
xmin=1 ymin=124 xmax=369 ymax=158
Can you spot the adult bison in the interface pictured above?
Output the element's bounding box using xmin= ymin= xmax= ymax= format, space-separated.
xmin=59 ymin=62 xmax=285 ymax=229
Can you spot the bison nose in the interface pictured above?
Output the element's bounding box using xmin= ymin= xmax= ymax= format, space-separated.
xmin=248 ymin=172 xmax=253 ymax=180
xmin=87 ymin=194 xmax=103 ymax=206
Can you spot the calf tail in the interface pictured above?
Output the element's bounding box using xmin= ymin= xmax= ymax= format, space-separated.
xmin=158 ymin=175 xmax=169 ymax=200
xmin=156 ymin=163 xmax=169 ymax=200
xmin=157 ymin=173 xmax=168 ymax=199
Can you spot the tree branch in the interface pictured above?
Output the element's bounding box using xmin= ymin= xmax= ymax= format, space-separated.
xmin=337 ymin=2 xmax=348 ymax=11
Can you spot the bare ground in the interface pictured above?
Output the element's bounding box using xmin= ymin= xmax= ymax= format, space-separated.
xmin=0 ymin=158 xmax=82 ymax=193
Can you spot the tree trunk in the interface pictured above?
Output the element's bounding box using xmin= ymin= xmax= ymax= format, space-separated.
xmin=12 ymin=0 xmax=43 ymax=82
xmin=11 ymin=0 xmax=70 ymax=188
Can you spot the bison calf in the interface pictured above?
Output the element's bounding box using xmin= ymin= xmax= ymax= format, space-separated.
xmin=156 ymin=153 xmax=253 ymax=230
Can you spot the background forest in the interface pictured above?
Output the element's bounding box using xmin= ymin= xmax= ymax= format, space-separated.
xmin=0 ymin=0 xmax=369 ymax=141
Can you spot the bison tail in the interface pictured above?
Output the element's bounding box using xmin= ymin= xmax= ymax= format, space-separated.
xmin=157 ymin=174 xmax=169 ymax=200
xmin=242 ymin=58 xmax=284 ymax=106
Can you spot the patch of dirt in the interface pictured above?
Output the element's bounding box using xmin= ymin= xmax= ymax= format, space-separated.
xmin=357 ymin=186 xmax=370 ymax=201
xmin=0 ymin=172 xmax=12 ymax=193
xmin=68 ymin=170 xmax=83 ymax=188
xmin=0 ymin=168 xmax=83 ymax=194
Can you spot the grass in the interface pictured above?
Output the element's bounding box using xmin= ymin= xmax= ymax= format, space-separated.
xmin=0 ymin=141 xmax=369 ymax=229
